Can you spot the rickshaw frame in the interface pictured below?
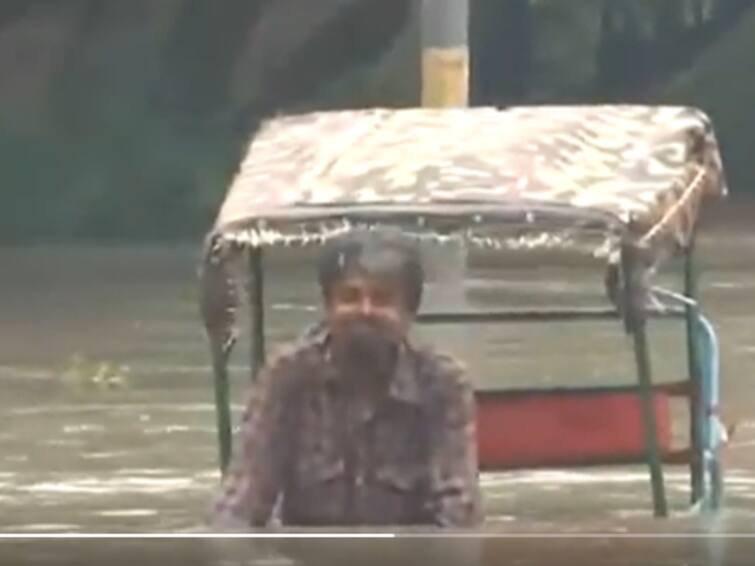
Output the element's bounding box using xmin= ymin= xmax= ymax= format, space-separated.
xmin=200 ymin=105 xmax=728 ymax=519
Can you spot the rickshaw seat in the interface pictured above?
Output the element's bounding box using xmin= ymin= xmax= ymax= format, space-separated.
xmin=474 ymin=386 xmax=673 ymax=471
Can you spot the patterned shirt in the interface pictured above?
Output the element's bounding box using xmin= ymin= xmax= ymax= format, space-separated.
xmin=211 ymin=325 xmax=481 ymax=528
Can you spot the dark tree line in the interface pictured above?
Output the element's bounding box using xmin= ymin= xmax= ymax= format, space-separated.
xmin=159 ymin=0 xmax=413 ymax=133
xmin=0 ymin=0 xmax=413 ymax=135
xmin=0 ymin=0 xmax=415 ymax=241
xmin=2 ymin=0 xmax=752 ymax=118
xmin=0 ymin=0 xmax=752 ymax=242
xmin=470 ymin=0 xmax=755 ymax=103
xmin=596 ymin=0 xmax=755 ymax=97
xmin=470 ymin=0 xmax=533 ymax=105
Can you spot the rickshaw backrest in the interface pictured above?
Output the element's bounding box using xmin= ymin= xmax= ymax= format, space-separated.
xmin=474 ymin=386 xmax=673 ymax=470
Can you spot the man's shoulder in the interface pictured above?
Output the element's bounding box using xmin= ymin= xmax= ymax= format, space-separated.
xmin=412 ymin=345 xmax=472 ymax=395
xmin=411 ymin=346 xmax=475 ymax=429
xmin=414 ymin=344 xmax=467 ymax=377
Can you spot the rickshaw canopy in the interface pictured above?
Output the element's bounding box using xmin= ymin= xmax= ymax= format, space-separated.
xmin=211 ymin=105 xmax=726 ymax=257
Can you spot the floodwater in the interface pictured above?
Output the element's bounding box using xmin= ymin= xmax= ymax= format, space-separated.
xmin=1 ymin=203 xmax=754 ymax=564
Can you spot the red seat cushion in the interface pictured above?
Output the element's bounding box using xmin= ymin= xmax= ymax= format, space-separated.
xmin=475 ymin=389 xmax=673 ymax=470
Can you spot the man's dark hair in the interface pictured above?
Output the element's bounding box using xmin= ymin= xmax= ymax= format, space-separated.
xmin=317 ymin=229 xmax=424 ymax=314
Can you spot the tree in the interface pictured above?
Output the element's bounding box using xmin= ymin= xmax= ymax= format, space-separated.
xmin=0 ymin=1 xmax=34 ymax=30
xmin=160 ymin=0 xmax=265 ymax=115
xmin=595 ymin=0 xmax=646 ymax=97
xmin=470 ymin=0 xmax=533 ymax=106
xmin=157 ymin=0 xmax=413 ymax=134
xmin=690 ymin=0 xmax=706 ymax=27
xmin=228 ymin=0 xmax=412 ymax=131
xmin=653 ymin=0 xmax=687 ymax=70
xmin=712 ymin=0 xmax=755 ymax=22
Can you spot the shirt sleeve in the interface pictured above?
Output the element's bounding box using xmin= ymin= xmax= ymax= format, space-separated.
xmin=210 ymin=350 xmax=298 ymax=529
xmin=424 ymin=355 xmax=483 ymax=527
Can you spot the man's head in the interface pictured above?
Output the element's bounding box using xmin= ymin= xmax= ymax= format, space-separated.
xmin=317 ymin=229 xmax=424 ymax=377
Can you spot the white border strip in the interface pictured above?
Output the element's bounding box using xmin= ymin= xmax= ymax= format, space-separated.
xmin=0 ymin=533 xmax=394 ymax=539
xmin=0 ymin=533 xmax=754 ymax=539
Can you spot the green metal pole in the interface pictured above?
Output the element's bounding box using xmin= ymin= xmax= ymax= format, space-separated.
xmin=684 ymin=240 xmax=704 ymax=504
xmin=631 ymin=319 xmax=669 ymax=517
xmin=248 ymin=247 xmax=266 ymax=379
xmin=212 ymin=342 xmax=233 ymax=475
xmin=622 ymin=245 xmax=668 ymax=518
xmin=200 ymin=236 xmax=237 ymax=476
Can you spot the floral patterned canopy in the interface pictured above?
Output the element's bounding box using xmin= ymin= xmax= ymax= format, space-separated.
xmin=212 ymin=105 xmax=726 ymax=252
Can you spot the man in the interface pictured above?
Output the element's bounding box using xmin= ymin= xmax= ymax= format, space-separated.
xmin=211 ymin=229 xmax=481 ymax=528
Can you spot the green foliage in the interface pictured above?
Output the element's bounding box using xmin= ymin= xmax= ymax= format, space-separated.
xmin=60 ymin=353 xmax=131 ymax=391
xmin=659 ymin=3 xmax=755 ymax=194
xmin=471 ymin=0 xmax=534 ymax=104
xmin=0 ymin=107 xmax=236 ymax=242
xmin=530 ymin=0 xmax=604 ymax=99
xmin=300 ymin=7 xmax=420 ymax=110
xmin=0 ymin=17 xmax=246 ymax=242
xmin=160 ymin=0 xmax=263 ymax=114
xmin=0 ymin=0 xmax=414 ymax=243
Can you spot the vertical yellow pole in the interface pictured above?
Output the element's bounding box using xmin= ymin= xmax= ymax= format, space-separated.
xmin=421 ymin=0 xmax=469 ymax=107
xmin=418 ymin=0 xmax=469 ymax=360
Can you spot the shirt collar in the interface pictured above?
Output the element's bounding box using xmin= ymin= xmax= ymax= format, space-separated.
xmin=305 ymin=322 xmax=422 ymax=405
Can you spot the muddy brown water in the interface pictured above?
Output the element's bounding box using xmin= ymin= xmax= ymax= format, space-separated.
xmin=1 ymin=206 xmax=754 ymax=564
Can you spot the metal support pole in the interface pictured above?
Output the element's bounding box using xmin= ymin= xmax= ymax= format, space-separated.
xmin=212 ymin=341 xmax=233 ymax=475
xmin=684 ymin=241 xmax=704 ymax=504
xmin=248 ymin=247 xmax=266 ymax=379
xmin=200 ymin=236 xmax=238 ymax=476
xmin=622 ymin=245 xmax=668 ymax=517
xmin=421 ymin=0 xmax=469 ymax=107
xmin=420 ymin=0 xmax=470 ymax=346
xmin=417 ymin=305 xmax=686 ymax=324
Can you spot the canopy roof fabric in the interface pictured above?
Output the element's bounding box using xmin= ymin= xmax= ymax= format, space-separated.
xmin=213 ymin=105 xmax=726 ymax=252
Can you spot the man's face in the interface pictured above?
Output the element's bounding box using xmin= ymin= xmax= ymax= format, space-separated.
xmin=325 ymin=274 xmax=411 ymax=375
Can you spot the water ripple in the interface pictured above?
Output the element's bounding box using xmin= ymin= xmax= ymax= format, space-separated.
xmin=94 ymin=509 xmax=158 ymax=518
xmin=8 ymin=403 xmax=242 ymax=416
xmin=3 ymin=523 xmax=81 ymax=532
xmin=19 ymin=476 xmax=202 ymax=495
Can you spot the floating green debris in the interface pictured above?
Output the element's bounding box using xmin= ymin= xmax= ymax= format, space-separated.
xmin=60 ymin=353 xmax=131 ymax=391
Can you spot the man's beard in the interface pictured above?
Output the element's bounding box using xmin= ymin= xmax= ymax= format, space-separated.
xmin=330 ymin=318 xmax=400 ymax=384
